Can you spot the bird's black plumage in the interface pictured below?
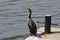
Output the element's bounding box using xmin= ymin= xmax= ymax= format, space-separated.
xmin=28 ymin=18 xmax=37 ymax=36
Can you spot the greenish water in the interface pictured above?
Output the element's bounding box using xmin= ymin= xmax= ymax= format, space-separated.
xmin=0 ymin=0 xmax=60 ymax=40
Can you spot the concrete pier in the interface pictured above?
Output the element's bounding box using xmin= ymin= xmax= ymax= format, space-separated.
xmin=37 ymin=27 xmax=60 ymax=40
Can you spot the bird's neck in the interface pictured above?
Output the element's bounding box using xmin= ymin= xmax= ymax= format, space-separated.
xmin=27 ymin=14 xmax=31 ymax=22
xmin=28 ymin=15 xmax=31 ymax=18
xmin=28 ymin=13 xmax=31 ymax=19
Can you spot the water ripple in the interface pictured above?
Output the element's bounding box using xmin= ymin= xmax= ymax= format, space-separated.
xmin=10 ymin=0 xmax=22 ymax=1
xmin=32 ymin=16 xmax=44 ymax=18
xmin=1 ymin=34 xmax=29 ymax=40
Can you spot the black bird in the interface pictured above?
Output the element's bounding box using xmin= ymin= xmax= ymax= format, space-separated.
xmin=25 ymin=8 xmax=37 ymax=36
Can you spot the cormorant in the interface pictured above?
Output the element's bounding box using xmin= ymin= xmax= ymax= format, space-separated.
xmin=25 ymin=8 xmax=37 ymax=36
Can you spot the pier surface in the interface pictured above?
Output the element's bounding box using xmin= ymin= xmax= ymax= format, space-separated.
xmin=37 ymin=27 xmax=60 ymax=40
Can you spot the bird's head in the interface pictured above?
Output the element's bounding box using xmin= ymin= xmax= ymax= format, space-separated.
xmin=25 ymin=8 xmax=32 ymax=15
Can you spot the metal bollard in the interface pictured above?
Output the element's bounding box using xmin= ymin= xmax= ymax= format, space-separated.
xmin=44 ymin=13 xmax=52 ymax=33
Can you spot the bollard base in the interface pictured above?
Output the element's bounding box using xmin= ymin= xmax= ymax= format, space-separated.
xmin=41 ymin=32 xmax=52 ymax=38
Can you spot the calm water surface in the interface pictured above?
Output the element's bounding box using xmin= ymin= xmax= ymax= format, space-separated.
xmin=0 ymin=0 xmax=60 ymax=40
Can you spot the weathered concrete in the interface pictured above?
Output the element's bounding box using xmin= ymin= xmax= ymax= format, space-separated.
xmin=37 ymin=27 xmax=60 ymax=40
